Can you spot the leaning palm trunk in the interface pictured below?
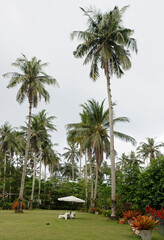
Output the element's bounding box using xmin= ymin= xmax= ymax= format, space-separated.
xmin=2 ymin=150 xmax=7 ymax=202
xmin=104 ymin=62 xmax=116 ymax=218
xmin=30 ymin=151 xmax=37 ymax=210
xmin=9 ymin=153 xmax=13 ymax=202
xmin=79 ymin=146 xmax=82 ymax=179
xmin=94 ymin=163 xmax=99 ymax=204
xmin=44 ymin=164 xmax=47 ymax=181
xmin=72 ymin=157 xmax=75 ymax=181
xmin=85 ymin=151 xmax=88 ymax=205
xmin=38 ymin=149 xmax=42 ymax=207
xmin=88 ymin=148 xmax=94 ymax=208
xmin=18 ymin=101 xmax=32 ymax=212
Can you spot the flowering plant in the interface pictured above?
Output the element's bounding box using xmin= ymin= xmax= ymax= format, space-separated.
xmin=119 ymin=219 xmax=126 ymax=224
xmin=130 ymin=215 xmax=159 ymax=230
xmin=123 ymin=210 xmax=141 ymax=220
xmin=12 ymin=201 xmax=26 ymax=210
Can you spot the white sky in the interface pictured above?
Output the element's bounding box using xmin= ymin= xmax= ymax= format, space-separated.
xmin=1 ymin=0 xmax=164 ymax=163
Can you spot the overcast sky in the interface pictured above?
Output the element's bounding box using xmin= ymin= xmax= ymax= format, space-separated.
xmin=1 ymin=0 xmax=164 ymax=163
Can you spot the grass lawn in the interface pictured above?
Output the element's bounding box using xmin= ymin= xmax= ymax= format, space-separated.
xmin=0 ymin=210 xmax=163 ymax=240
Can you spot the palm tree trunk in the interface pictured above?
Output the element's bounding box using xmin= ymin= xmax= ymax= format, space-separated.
xmin=2 ymin=150 xmax=7 ymax=202
xmin=104 ymin=61 xmax=116 ymax=218
xmin=79 ymin=145 xmax=82 ymax=179
xmin=44 ymin=164 xmax=47 ymax=181
xmin=150 ymin=151 xmax=155 ymax=163
xmin=9 ymin=153 xmax=12 ymax=202
xmin=30 ymin=151 xmax=37 ymax=210
xmin=94 ymin=163 xmax=98 ymax=205
xmin=88 ymin=148 xmax=94 ymax=208
xmin=85 ymin=151 xmax=88 ymax=205
xmin=72 ymin=157 xmax=74 ymax=181
xmin=18 ymin=101 xmax=32 ymax=212
xmin=43 ymin=163 xmax=47 ymax=207
xmin=38 ymin=149 xmax=42 ymax=207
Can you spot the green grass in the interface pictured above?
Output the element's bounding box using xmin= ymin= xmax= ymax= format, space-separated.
xmin=0 ymin=210 xmax=163 ymax=240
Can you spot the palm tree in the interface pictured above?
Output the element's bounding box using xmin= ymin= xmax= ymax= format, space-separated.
xmin=137 ymin=138 xmax=164 ymax=164
xmin=67 ymin=99 xmax=136 ymax=206
xmin=48 ymin=151 xmax=61 ymax=178
xmin=71 ymin=6 xmax=137 ymax=217
xmin=3 ymin=54 xmax=58 ymax=211
xmin=0 ymin=122 xmax=17 ymax=201
xmin=61 ymin=162 xmax=79 ymax=180
xmin=33 ymin=109 xmax=57 ymax=132
xmin=32 ymin=109 xmax=57 ymax=205
xmin=63 ymin=142 xmax=80 ymax=181
xmin=22 ymin=116 xmax=50 ymax=210
xmin=128 ymin=151 xmax=143 ymax=167
xmin=117 ymin=153 xmax=129 ymax=169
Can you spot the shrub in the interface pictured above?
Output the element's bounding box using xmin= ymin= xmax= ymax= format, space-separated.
xmin=123 ymin=210 xmax=141 ymax=220
xmin=2 ymin=202 xmax=12 ymax=210
xmin=89 ymin=207 xmax=103 ymax=214
xmin=102 ymin=209 xmax=111 ymax=217
xmin=119 ymin=219 xmax=126 ymax=224
xmin=12 ymin=201 xmax=26 ymax=210
xmin=89 ymin=207 xmax=96 ymax=213
xmin=130 ymin=215 xmax=159 ymax=230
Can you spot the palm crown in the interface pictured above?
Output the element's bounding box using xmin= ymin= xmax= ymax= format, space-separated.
xmin=71 ymin=6 xmax=137 ymax=80
xmin=3 ymin=54 xmax=58 ymax=107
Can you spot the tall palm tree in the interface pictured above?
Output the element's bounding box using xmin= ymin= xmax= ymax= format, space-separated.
xmin=33 ymin=109 xmax=57 ymax=132
xmin=0 ymin=122 xmax=17 ymax=201
xmin=3 ymin=54 xmax=58 ymax=211
xmin=32 ymin=109 xmax=57 ymax=205
xmin=22 ymin=116 xmax=50 ymax=210
xmin=128 ymin=151 xmax=143 ymax=167
xmin=71 ymin=6 xmax=137 ymax=217
xmin=67 ymin=99 xmax=136 ymax=206
xmin=137 ymin=138 xmax=164 ymax=164
xmin=117 ymin=153 xmax=129 ymax=170
xmin=63 ymin=142 xmax=80 ymax=181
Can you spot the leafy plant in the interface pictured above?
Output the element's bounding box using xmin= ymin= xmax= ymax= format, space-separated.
xmin=2 ymin=202 xmax=12 ymax=210
xmin=102 ymin=209 xmax=111 ymax=217
xmin=130 ymin=215 xmax=159 ymax=230
xmin=89 ymin=207 xmax=103 ymax=214
xmin=123 ymin=210 xmax=141 ymax=220
xmin=119 ymin=219 xmax=126 ymax=224
xmin=12 ymin=201 xmax=26 ymax=210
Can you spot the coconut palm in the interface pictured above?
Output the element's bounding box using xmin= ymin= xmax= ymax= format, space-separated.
xmin=33 ymin=109 xmax=57 ymax=132
xmin=67 ymin=99 xmax=136 ymax=206
xmin=0 ymin=122 xmax=18 ymax=201
xmin=61 ymin=162 xmax=79 ymax=180
xmin=71 ymin=6 xmax=137 ymax=217
xmin=48 ymin=151 xmax=61 ymax=178
xmin=63 ymin=142 xmax=80 ymax=181
xmin=3 ymin=54 xmax=58 ymax=211
xmin=128 ymin=151 xmax=143 ymax=167
xmin=117 ymin=153 xmax=129 ymax=169
xmin=22 ymin=116 xmax=51 ymax=210
xmin=32 ymin=109 xmax=57 ymax=205
xmin=137 ymin=138 xmax=164 ymax=164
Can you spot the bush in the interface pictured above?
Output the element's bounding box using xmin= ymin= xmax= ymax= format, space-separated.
xmin=130 ymin=215 xmax=160 ymax=230
xmin=12 ymin=201 xmax=26 ymax=210
xmin=89 ymin=207 xmax=103 ymax=214
xmin=102 ymin=209 xmax=111 ymax=217
xmin=123 ymin=210 xmax=141 ymax=220
xmin=2 ymin=202 xmax=12 ymax=210
xmin=119 ymin=219 xmax=126 ymax=224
